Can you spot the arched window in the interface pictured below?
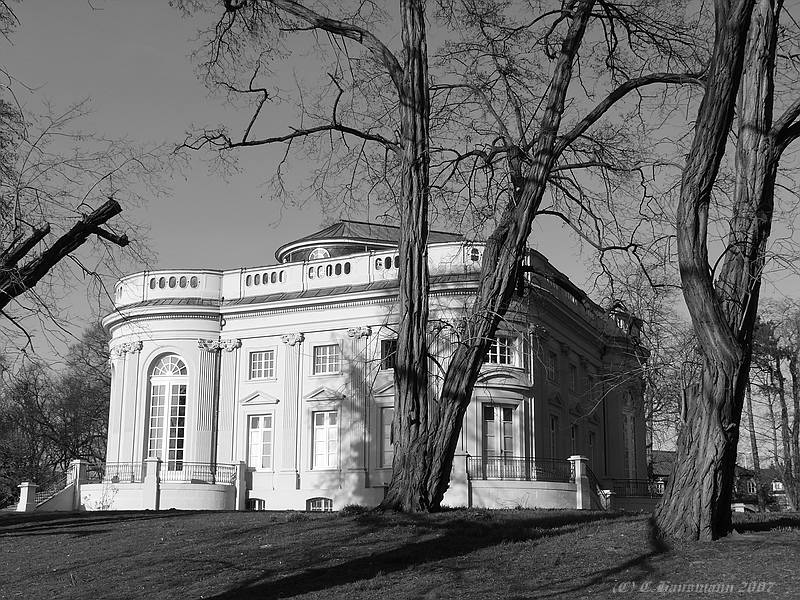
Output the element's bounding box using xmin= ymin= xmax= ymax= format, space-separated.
xmin=375 ymin=258 xmax=383 ymax=270
xmin=344 ymin=262 xmax=351 ymax=275
xmin=309 ymin=247 xmax=330 ymax=261
xmin=385 ymin=256 xmax=392 ymax=270
xmin=254 ymin=273 xmax=261 ymax=285
xmin=147 ymin=355 xmax=188 ymax=471
xmin=325 ymin=265 xmax=332 ymax=277
xmin=271 ymin=272 xmax=277 ymax=283
xmin=334 ymin=263 xmax=342 ymax=276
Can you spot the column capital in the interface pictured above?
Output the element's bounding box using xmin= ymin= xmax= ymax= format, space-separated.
xmin=198 ymin=338 xmax=242 ymax=352
xmin=109 ymin=340 xmax=143 ymax=358
xmin=347 ymin=326 xmax=372 ymax=339
xmin=281 ymin=332 xmax=305 ymax=346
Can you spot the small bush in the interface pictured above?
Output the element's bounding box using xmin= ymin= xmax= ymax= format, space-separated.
xmin=340 ymin=504 xmax=369 ymax=517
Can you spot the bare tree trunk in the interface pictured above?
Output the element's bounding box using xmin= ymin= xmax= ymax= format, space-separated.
xmin=382 ymin=0 xmax=433 ymax=511
xmin=767 ymin=387 xmax=780 ymax=465
xmin=773 ymin=353 xmax=799 ymax=508
xmin=656 ymin=0 xmax=765 ymax=541
xmin=745 ymin=379 xmax=766 ymax=511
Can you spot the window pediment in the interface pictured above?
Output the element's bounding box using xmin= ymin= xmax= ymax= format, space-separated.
xmin=305 ymin=386 xmax=345 ymax=402
xmin=475 ymin=367 xmax=532 ymax=394
xmin=241 ymin=390 xmax=281 ymax=405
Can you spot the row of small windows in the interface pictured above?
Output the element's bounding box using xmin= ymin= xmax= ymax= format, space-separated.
xmin=148 ymin=275 xmax=199 ymax=290
xmin=308 ymin=261 xmax=351 ymax=279
xmin=245 ymin=270 xmax=286 ymax=287
xmin=375 ymin=255 xmax=399 ymax=271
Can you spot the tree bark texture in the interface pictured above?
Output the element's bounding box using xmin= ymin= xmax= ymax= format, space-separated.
xmin=381 ymin=0 xmax=434 ymax=511
xmin=656 ymin=0 xmax=783 ymax=540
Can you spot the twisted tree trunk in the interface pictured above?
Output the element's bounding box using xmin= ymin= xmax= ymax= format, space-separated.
xmin=656 ymin=0 xmax=786 ymax=540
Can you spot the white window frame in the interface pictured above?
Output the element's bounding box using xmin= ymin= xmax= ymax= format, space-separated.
xmin=312 ymin=410 xmax=339 ymax=469
xmin=485 ymin=337 xmax=515 ymax=366
xmin=312 ymin=344 xmax=341 ymax=375
xmin=147 ymin=355 xmax=188 ymax=471
xmin=249 ymin=349 xmax=276 ymax=380
xmin=247 ymin=414 xmax=274 ymax=471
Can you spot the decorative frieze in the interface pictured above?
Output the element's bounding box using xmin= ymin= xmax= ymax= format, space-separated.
xmin=109 ymin=341 xmax=143 ymax=358
xmin=281 ymin=332 xmax=305 ymax=346
xmin=197 ymin=338 xmax=241 ymax=352
xmin=346 ymin=326 xmax=372 ymax=339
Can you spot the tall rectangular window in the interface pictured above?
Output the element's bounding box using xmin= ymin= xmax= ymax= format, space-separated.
xmin=485 ymin=337 xmax=514 ymax=365
xmin=588 ymin=430 xmax=597 ymax=468
xmin=248 ymin=415 xmax=273 ymax=470
xmin=546 ymin=351 xmax=558 ymax=382
xmin=380 ymin=339 xmax=397 ymax=371
xmin=380 ymin=407 xmax=394 ymax=467
xmin=313 ymin=344 xmax=340 ymax=375
xmin=549 ymin=415 xmax=559 ymax=459
xmin=249 ymin=350 xmax=276 ymax=380
xmin=569 ymin=364 xmax=577 ymax=392
xmin=148 ymin=385 xmax=166 ymax=459
xmin=570 ymin=424 xmax=577 ymax=455
xmin=482 ymin=405 xmax=514 ymax=457
xmin=313 ymin=411 xmax=338 ymax=468
xmin=166 ymin=384 xmax=187 ymax=470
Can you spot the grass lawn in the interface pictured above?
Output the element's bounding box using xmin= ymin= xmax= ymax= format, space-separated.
xmin=2 ymin=508 xmax=799 ymax=599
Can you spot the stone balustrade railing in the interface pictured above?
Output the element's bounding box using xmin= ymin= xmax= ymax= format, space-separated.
xmin=113 ymin=242 xmax=484 ymax=308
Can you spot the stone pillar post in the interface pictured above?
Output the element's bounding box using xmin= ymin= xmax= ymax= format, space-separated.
xmin=569 ymin=455 xmax=592 ymax=510
xmin=280 ymin=333 xmax=304 ymax=489
xmin=143 ymin=457 xmax=161 ymax=510
xmin=16 ymin=482 xmax=37 ymax=512
xmin=234 ymin=461 xmax=248 ymax=511
xmin=69 ymin=460 xmax=89 ymax=511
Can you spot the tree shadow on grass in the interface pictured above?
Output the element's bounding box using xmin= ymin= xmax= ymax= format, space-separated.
xmin=529 ymin=516 xmax=670 ymax=598
xmin=0 ymin=509 xmax=208 ymax=537
xmin=208 ymin=510 xmax=633 ymax=600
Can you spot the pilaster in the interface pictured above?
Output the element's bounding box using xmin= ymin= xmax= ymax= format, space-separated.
xmin=279 ymin=332 xmax=304 ymax=487
xmin=346 ymin=326 xmax=371 ymax=475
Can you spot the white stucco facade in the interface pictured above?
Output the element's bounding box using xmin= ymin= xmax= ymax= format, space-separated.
xmin=92 ymin=221 xmax=647 ymax=511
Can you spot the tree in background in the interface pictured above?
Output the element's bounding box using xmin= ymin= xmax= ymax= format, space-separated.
xmin=0 ymin=324 xmax=110 ymax=507
xmin=0 ymin=1 xmax=160 ymax=352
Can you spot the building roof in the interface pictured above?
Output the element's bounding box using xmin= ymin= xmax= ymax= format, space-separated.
xmin=275 ymin=219 xmax=463 ymax=261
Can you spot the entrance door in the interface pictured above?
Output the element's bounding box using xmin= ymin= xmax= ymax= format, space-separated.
xmin=482 ymin=405 xmax=515 ymax=478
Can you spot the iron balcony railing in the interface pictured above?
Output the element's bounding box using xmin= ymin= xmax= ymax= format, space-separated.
xmin=466 ymin=456 xmax=573 ymax=483
xmin=158 ymin=462 xmax=237 ymax=484
xmin=100 ymin=462 xmax=144 ymax=483
xmin=611 ymin=478 xmax=664 ymax=498
xmin=93 ymin=461 xmax=236 ymax=485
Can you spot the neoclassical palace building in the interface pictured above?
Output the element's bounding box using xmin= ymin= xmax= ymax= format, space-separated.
xmin=75 ymin=221 xmax=646 ymax=512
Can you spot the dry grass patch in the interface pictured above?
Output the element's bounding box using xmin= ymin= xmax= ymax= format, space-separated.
xmin=1 ymin=509 xmax=798 ymax=599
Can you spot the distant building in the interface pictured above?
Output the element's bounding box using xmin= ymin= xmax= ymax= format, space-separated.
xmin=80 ymin=221 xmax=646 ymax=511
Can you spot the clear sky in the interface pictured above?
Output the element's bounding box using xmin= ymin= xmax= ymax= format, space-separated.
xmin=3 ymin=0 xmax=798 ymax=353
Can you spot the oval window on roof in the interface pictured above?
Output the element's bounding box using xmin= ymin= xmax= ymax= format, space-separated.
xmin=309 ymin=247 xmax=330 ymax=261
